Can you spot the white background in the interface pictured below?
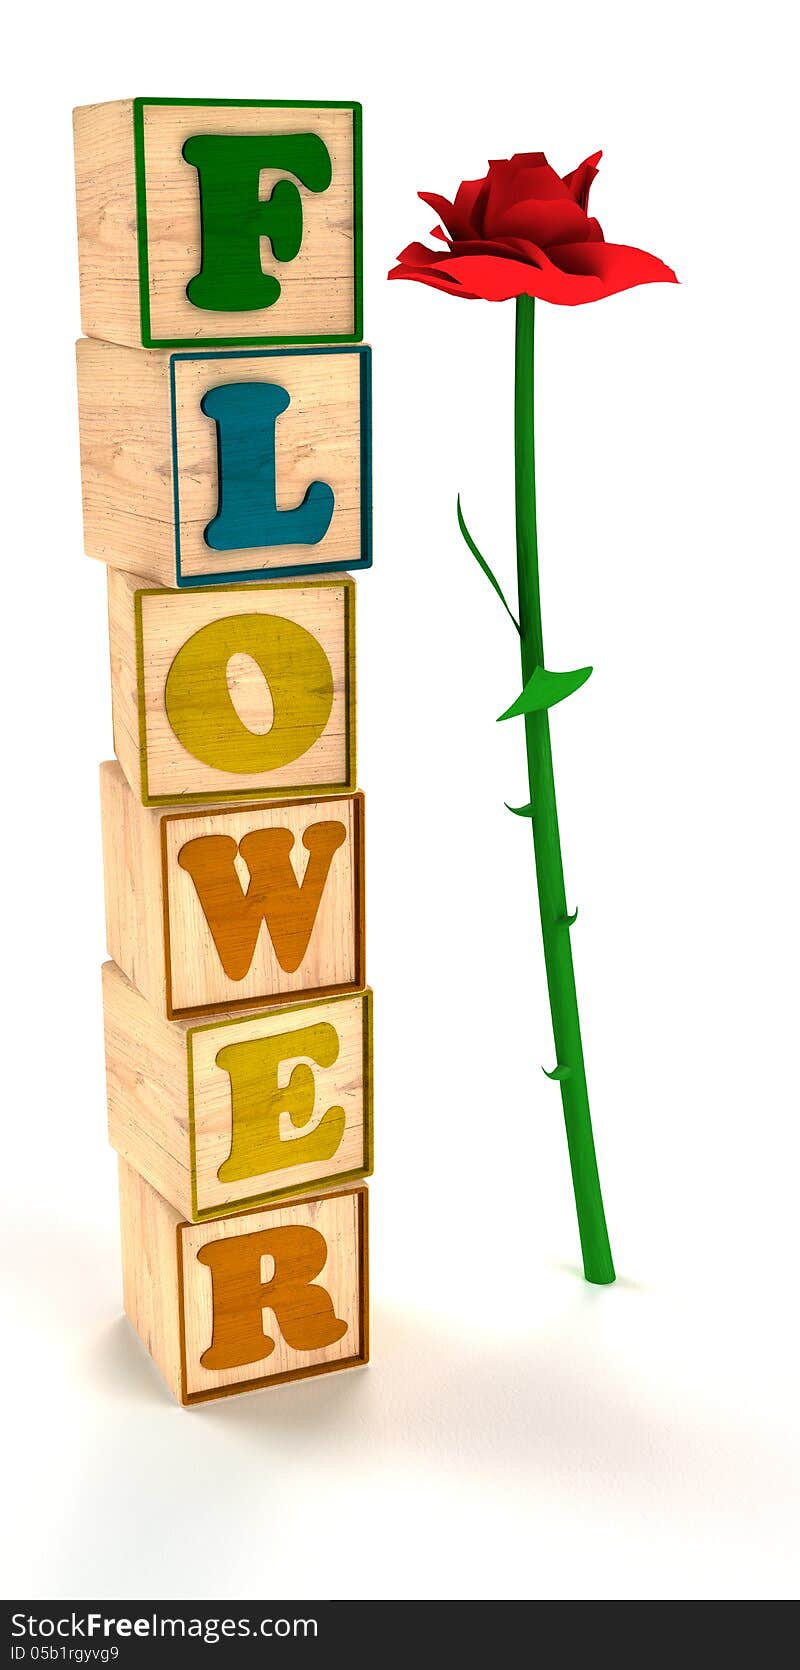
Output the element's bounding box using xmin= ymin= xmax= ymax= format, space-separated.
xmin=1 ymin=0 xmax=797 ymax=1602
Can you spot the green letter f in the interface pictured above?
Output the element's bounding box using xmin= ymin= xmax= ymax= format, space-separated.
xmin=183 ymin=133 xmax=333 ymax=313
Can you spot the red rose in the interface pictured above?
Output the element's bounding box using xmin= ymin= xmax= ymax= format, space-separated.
xmin=388 ymin=150 xmax=677 ymax=305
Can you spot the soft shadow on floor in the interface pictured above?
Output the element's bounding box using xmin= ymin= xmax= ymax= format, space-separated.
xmin=85 ymin=1314 xmax=178 ymax=1406
xmin=550 ymin=1261 xmax=651 ymax=1292
xmin=85 ymin=1294 xmax=800 ymax=1517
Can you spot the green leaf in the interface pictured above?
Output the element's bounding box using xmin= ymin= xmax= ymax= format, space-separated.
xmin=505 ymin=800 xmax=534 ymax=818
xmin=558 ymin=908 xmax=579 ymax=927
xmin=542 ymin=1063 xmax=572 ymax=1081
xmin=497 ymin=663 xmax=593 ymax=722
xmin=456 ymin=495 xmax=520 ymax=634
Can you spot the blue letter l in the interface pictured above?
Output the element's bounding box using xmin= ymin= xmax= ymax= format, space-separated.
xmin=201 ymin=381 xmax=335 ymax=552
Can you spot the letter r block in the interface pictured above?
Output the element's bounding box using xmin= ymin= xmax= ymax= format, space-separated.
xmin=73 ymin=99 xmax=361 ymax=346
xmin=76 ymin=341 xmax=371 ymax=586
xmin=104 ymin=962 xmax=373 ymax=1218
xmin=118 ymin=1161 xmax=368 ymax=1403
xmin=100 ymin=760 xmax=365 ymax=1018
xmin=108 ymin=572 xmax=356 ymax=804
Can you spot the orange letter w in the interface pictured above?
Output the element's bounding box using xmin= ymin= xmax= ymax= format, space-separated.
xmin=177 ymin=822 xmax=347 ymax=979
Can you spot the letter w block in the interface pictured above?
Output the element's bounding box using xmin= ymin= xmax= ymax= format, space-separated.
xmin=100 ymin=761 xmax=365 ymax=1018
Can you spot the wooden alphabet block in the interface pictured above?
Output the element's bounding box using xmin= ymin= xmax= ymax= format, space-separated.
xmin=73 ymin=99 xmax=361 ymax=348
xmin=119 ymin=1160 xmax=368 ymax=1404
xmin=76 ymin=341 xmax=371 ymax=586
xmin=100 ymin=761 xmax=365 ymax=1018
xmin=108 ymin=571 xmax=356 ymax=806
xmin=104 ymin=961 xmax=373 ymax=1219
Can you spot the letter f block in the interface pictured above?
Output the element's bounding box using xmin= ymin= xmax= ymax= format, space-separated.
xmin=73 ymin=99 xmax=362 ymax=346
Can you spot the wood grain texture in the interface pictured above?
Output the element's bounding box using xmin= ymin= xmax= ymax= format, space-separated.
xmin=100 ymin=759 xmax=167 ymax=1012
xmin=73 ymin=99 xmax=359 ymax=347
xmin=100 ymin=761 xmax=365 ymax=1019
xmin=165 ymin=793 xmax=364 ymax=1016
xmin=118 ymin=1156 xmax=185 ymax=1403
xmin=118 ymin=1160 xmax=368 ymax=1405
xmin=172 ymin=347 xmax=367 ymax=582
xmin=179 ymin=1186 xmax=367 ymax=1401
xmin=108 ymin=570 xmax=356 ymax=805
xmin=104 ymin=962 xmax=192 ymax=1216
xmin=73 ymin=100 xmax=141 ymax=347
xmin=104 ymin=961 xmax=373 ymax=1219
xmin=76 ymin=340 xmax=370 ymax=587
xmin=76 ymin=338 xmax=174 ymax=580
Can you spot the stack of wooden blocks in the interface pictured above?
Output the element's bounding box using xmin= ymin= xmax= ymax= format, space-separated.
xmin=73 ymin=97 xmax=371 ymax=1405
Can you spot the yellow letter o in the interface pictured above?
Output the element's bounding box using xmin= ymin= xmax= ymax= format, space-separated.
xmin=164 ymin=613 xmax=334 ymax=774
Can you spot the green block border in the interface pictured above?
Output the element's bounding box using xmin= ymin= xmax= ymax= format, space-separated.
xmin=132 ymin=97 xmax=363 ymax=348
xmin=186 ymin=989 xmax=374 ymax=1221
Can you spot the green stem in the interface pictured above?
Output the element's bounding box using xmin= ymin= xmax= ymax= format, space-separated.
xmin=514 ymin=294 xmax=615 ymax=1285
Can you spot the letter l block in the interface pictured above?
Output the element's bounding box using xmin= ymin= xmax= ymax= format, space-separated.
xmin=76 ymin=341 xmax=371 ymax=586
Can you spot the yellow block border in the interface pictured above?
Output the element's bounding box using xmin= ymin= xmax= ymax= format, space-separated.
xmin=134 ymin=575 xmax=357 ymax=806
xmin=186 ymin=987 xmax=374 ymax=1221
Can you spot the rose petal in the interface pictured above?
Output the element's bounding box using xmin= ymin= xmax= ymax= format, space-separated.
xmin=561 ymin=151 xmax=603 ymax=211
xmin=489 ymin=150 xmax=548 ymax=169
xmin=390 ymin=249 xmax=567 ymax=302
xmin=390 ymin=151 xmax=676 ymax=307
xmin=431 ymin=236 xmax=545 ymax=264
xmin=389 ymin=239 xmax=677 ymax=305
xmin=387 ymin=262 xmax=481 ymax=299
xmin=544 ymin=239 xmax=679 ymax=294
xmin=424 ymin=250 xmax=594 ymax=302
xmin=484 ymin=155 xmax=573 ymax=227
xmin=418 ymin=191 xmax=459 ymax=237
xmin=450 ymin=175 xmax=491 ymax=237
xmin=487 ymin=195 xmax=595 ymax=246
xmin=396 ymin=240 xmax=452 ymax=266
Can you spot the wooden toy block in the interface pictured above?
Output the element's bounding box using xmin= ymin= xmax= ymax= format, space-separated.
xmin=103 ymin=961 xmax=373 ymax=1219
xmin=108 ymin=570 xmax=356 ymax=806
xmin=100 ymin=760 xmax=365 ymax=1018
xmin=76 ymin=340 xmax=371 ymax=586
xmin=73 ymin=99 xmax=362 ymax=348
xmin=119 ymin=1159 xmax=368 ymax=1404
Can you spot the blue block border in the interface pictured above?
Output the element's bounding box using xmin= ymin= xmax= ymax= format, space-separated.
xmin=169 ymin=345 xmax=373 ymax=588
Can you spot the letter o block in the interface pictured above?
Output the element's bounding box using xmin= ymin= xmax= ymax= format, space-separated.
xmin=119 ymin=1161 xmax=368 ymax=1404
xmin=73 ymin=99 xmax=361 ymax=347
xmin=108 ymin=572 xmax=355 ymax=804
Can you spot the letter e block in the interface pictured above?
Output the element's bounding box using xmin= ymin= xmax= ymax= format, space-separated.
xmin=104 ymin=962 xmax=373 ymax=1217
xmin=73 ymin=98 xmax=361 ymax=347
xmin=118 ymin=1161 xmax=368 ymax=1403
xmin=100 ymin=761 xmax=365 ymax=1018
xmin=76 ymin=341 xmax=371 ymax=586
xmin=108 ymin=572 xmax=356 ymax=804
